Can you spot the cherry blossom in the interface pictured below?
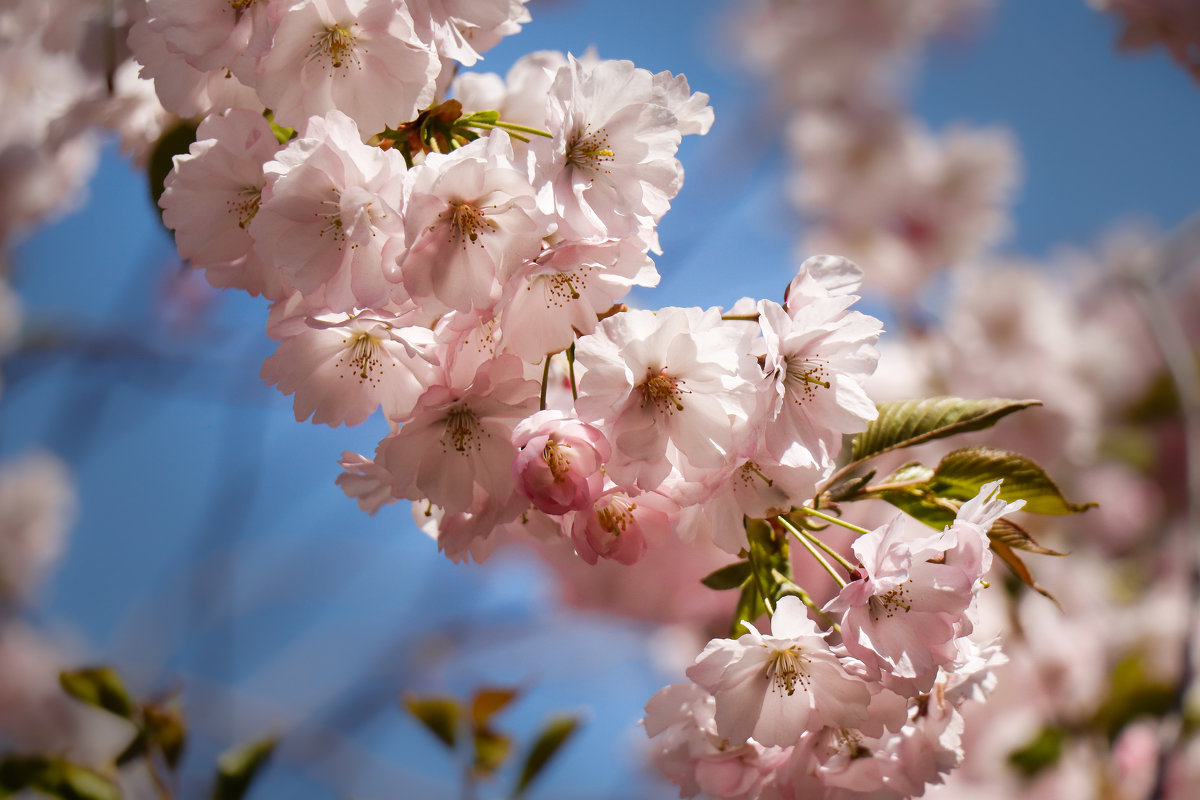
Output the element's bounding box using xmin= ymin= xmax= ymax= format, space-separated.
xmin=574 ymin=306 xmax=761 ymax=490
xmin=160 ymin=108 xmax=286 ymax=299
xmin=374 ymin=354 xmax=538 ymax=516
xmin=260 ymin=313 xmax=437 ymax=426
xmin=510 ymin=410 xmax=610 ymax=515
xmin=687 ymin=596 xmax=872 ymax=747
xmin=254 ymin=0 xmax=440 ymax=134
xmin=396 ymin=131 xmax=546 ymax=314
xmin=251 ymin=110 xmax=409 ymax=311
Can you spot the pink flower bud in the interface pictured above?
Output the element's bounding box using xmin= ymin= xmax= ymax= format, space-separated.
xmin=511 ymin=410 xmax=610 ymax=515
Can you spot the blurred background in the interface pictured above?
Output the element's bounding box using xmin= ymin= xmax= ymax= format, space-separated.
xmin=2 ymin=1 xmax=1199 ymax=798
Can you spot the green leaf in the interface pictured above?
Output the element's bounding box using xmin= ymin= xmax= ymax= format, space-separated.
xmin=700 ymin=560 xmax=753 ymax=591
xmin=471 ymin=727 xmax=511 ymax=778
xmin=211 ymin=735 xmax=278 ymax=800
xmin=403 ymin=695 xmax=459 ymax=749
xmin=147 ymin=119 xmax=199 ymax=221
xmin=470 ymin=688 xmax=518 ymax=728
xmin=928 ymin=448 xmax=1096 ymax=515
xmin=59 ymin=667 xmax=135 ymax=719
xmin=0 ymin=756 xmax=121 ymax=800
xmin=1007 ymin=725 xmax=1066 ymax=778
xmin=730 ymin=578 xmax=767 ymax=638
xmin=514 ymin=716 xmax=580 ymax=796
xmin=873 ymin=488 xmax=958 ymax=530
xmin=850 ymin=397 xmax=1041 ymax=463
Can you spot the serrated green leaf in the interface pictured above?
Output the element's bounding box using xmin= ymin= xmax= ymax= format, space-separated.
xmin=404 ymin=695 xmax=459 ymax=749
xmin=0 ymin=756 xmax=121 ymax=800
xmin=470 ymin=688 xmax=518 ymax=728
xmin=59 ymin=667 xmax=135 ymax=720
xmin=929 ymin=448 xmax=1096 ymax=515
xmin=700 ymin=560 xmax=753 ymax=591
xmin=472 ymin=727 xmax=512 ymax=778
xmin=1007 ymin=725 xmax=1066 ymax=778
xmin=514 ymin=716 xmax=580 ymax=796
xmin=850 ymin=397 xmax=1041 ymax=463
xmin=212 ymin=735 xmax=277 ymax=800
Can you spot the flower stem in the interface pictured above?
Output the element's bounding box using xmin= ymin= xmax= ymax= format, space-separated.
xmin=566 ymin=343 xmax=578 ymax=401
xmin=539 ymin=355 xmax=551 ymax=411
xmin=780 ymin=518 xmax=846 ymax=588
xmin=793 ymin=505 xmax=871 ymax=536
xmin=719 ymin=313 xmax=760 ymax=322
xmin=777 ymin=516 xmax=858 ymax=574
xmin=490 ymin=120 xmax=554 ymax=138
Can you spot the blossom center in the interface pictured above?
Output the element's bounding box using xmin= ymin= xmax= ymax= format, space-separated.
xmin=638 ymin=368 xmax=686 ymax=414
xmin=784 ymin=354 xmax=831 ymax=402
xmin=764 ymin=645 xmax=811 ymax=696
xmin=312 ymin=25 xmax=361 ymax=71
xmin=227 ymin=186 xmax=261 ymax=229
xmin=596 ymin=496 xmax=635 ymax=535
xmin=442 ymin=404 xmax=485 ymax=453
xmin=868 ymin=583 xmax=912 ymax=621
xmin=567 ymin=127 xmax=615 ymax=176
xmin=542 ymin=439 xmax=572 ymax=481
xmin=338 ymin=333 xmax=383 ymax=384
xmin=737 ymin=461 xmax=773 ymax=489
xmin=445 ymin=202 xmax=497 ymax=247
xmin=316 ymin=191 xmax=347 ymax=247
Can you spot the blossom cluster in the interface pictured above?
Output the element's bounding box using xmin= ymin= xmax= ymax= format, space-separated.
xmin=644 ymin=483 xmax=1019 ymax=799
xmin=0 ymin=1 xmax=1068 ymax=797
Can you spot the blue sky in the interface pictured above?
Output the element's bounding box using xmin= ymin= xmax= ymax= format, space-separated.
xmin=4 ymin=1 xmax=1198 ymax=798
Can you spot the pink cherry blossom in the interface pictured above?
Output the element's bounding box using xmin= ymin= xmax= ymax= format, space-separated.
xmin=643 ymin=682 xmax=794 ymax=800
xmin=254 ymin=0 xmax=440 ymax=134
xmin=406 ymin=0 xmax=530 ymax=67
xmin=569 ymin=485 xmax=678 ymax=565
xmin=396 ymin=131 xmax=546 ymax=314
xmin=574 ymin=306 xmax=761 ymax=490
xmin=510 ymin=410 xmax=610 ymax=515
xmin=160 ymin=108 xmax=287 ymax=300
xmin=531 ymin=56 xmax=706 ymax=240
xmin=0 ymin=452 xmax=74 ymax=605
xmin=687 ymin=595 xmax=872 ymax=747
xmin=146 ymin=0 xmax=277 ymax=81
xmin=374 ymin=354 xmax=538 ymax=515
xmin=260 ymin=313 xmax=437 ymax=426
xmin=251 ymin=110 xmax=409 ymax=311
xmin=759 ymin=290 xmax=881 ymax=471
